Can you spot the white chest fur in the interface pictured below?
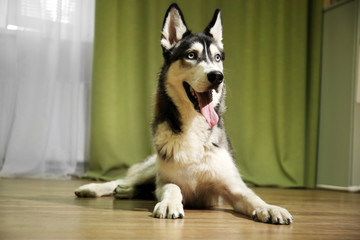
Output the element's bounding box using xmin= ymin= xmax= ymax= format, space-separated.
xmin=153 ymin=114 xmax=212 ymax=165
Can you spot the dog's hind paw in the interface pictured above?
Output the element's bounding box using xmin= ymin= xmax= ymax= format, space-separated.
xmin=113 ymin=184 xmax=135 ymax=199
xmin=75 ymin=184 xmax=99 ymax=198
xmin=75 ymin=188 xmax=97 ymax=198
xmin=251 ymin=205 xmax=293 ymax=225
xmin=153 ymin=200 xmax=185 ymax=219
xmin=74 ymin=183 xmax=112 ymax=198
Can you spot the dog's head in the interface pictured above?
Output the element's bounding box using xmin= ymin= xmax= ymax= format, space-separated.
xmin=161 ymin=4 xmax=224 ymax=128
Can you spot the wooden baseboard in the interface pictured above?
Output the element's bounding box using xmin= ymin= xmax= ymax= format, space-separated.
xmin=317 ymin=184 xmax=360 ymax=192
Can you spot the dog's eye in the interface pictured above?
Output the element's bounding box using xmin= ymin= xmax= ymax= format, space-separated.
xmin=187 ymin=52 xmax=197 ymax=60
xmin=215 ymin=54 xmax=221 ymax=62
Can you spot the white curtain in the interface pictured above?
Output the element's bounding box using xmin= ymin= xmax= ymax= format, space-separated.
xmin=0 ymin=0 xmax=95 ymax=178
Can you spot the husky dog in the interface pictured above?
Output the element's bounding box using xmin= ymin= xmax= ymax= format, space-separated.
xmin=75 ymin=3 xmax=293 ymax=225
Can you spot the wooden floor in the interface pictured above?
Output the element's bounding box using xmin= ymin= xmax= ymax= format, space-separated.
xmin=0 ymin=179 xmax=359 ymax=240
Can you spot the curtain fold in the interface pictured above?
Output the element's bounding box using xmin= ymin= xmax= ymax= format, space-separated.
xmin=0 ymin=0 xmax=95 ymax=178
xmin=88 ymin=0 xmax=322 ymax=188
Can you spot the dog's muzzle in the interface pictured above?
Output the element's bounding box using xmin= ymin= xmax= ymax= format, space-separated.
xmin=207 ymin=71 xmax=224 ymax=85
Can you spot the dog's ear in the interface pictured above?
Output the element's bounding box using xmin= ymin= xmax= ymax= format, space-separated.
xmin=161 ymin=4 xmax=189 ymax=50
xmin=204 ymin=9 xmax=223 ymax=49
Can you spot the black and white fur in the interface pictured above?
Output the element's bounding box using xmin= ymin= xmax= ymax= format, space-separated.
xmin=75 ymin=4 xmax=293 ymax=225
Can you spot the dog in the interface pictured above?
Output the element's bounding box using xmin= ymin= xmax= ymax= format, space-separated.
xmin=75 ymin=3 xmax=293 ymax=225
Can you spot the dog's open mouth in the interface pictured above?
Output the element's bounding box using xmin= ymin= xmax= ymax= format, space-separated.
xmin=183 ymin=82 xmax=219 ymax=127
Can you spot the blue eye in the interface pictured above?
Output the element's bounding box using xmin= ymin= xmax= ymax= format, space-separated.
xmin=215 ymin=54 xmax=221 ymax=62
xmin=187 ymin=52 xmax=197 ymax=60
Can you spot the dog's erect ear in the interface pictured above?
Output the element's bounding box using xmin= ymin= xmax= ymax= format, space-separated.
xmin=161 ymin=4 xmax=189 ymax=50
xmin=204 ymin=9 xmax=223 ymax=49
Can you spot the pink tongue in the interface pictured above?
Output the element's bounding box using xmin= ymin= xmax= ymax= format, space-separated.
xmin=196 ymin=91 xmax=219 ymax=127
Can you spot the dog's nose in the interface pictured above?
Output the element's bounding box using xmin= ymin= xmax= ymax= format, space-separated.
xmin=207 ymin=71 xmax=224 ymax=85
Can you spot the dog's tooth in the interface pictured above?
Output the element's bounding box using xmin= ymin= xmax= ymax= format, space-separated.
xmin=191 ymin=88 xmax=196 ymax=97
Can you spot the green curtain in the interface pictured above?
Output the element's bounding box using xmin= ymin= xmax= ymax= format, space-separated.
xmin=87 ymin=0 xmax=322 ymax=188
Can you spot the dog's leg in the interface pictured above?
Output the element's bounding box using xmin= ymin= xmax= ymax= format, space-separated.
xmin=113 ymin=154 xmax=156 ymax=199
xmin=75 ymin=154 xmax=156 ymax=198
xmin=75 ymin=179 xmax=126 ymax=198
xmin=213 ymin=149 xmax=293 ymax=225
xmin=152 ymin=183 xmax=185 ymax=219
xmin=226 ymin=184 xmax=293 ymax=225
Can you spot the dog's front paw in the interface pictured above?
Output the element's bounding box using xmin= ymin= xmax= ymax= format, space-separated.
xmin=252 ymin=205 xmax=293 ymax=225
xmin=153 ymin=200 xmax=185 ymax=219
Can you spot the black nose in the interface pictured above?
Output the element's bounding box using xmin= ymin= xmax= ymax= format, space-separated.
xmin=207 ymin=71 xmax=224 ymax=85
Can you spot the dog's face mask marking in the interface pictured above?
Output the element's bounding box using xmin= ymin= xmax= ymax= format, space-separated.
xmin=161 ymin=5 xmax=224 ymax=127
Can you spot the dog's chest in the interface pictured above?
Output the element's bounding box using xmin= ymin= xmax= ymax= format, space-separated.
xmin=157 ymin=150 xmax=221 ymax=208
xmin=153 ymin=117 xmax=213 ymax=164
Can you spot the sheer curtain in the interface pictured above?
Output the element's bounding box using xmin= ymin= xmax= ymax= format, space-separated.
xmin=0 ymin=0 xmax=94 ymax=178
